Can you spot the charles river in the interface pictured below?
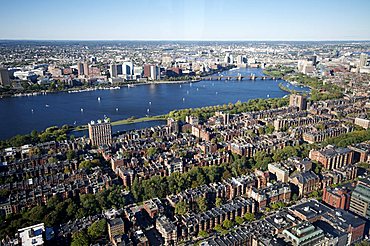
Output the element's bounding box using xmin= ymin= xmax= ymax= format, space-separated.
xmin=0 ymin=68 xmax=309 ymax=140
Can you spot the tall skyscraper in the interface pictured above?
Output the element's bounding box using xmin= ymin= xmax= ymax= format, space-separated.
xmin=0 ymin=68 xmax=10 ymax=86
xmin=88 ymin=119 xmax=112 ymax=146
xmin=236 ymin=55 xmax=247 ymax=65
xmin=123 ymin=61 xmax=134 ymax=78
xmin=83 ymin=62 xmax=89 ymax=76
xmin=144 ymin=64 xmax=160 ymax=80
xmin=77 ymin=62 xmax=84 ymax=76
xmin=150 ymin=65 xmax=160 ymax=80
xmin=289 ymin=94 xmax=307 ymax=111
xmin=109 ymin=64 xmax=118 ymax=78
xmin=359 ymin=53 xmax=368 ymax=67
xmin=144 ymin=64 xmax=152 ymax=78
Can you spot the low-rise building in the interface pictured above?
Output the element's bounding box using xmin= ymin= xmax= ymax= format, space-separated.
xmin=108 ymin=218 xmax=125 ymax=242
xmin=322 ymin=186 xmax=351 ymax=210
xmin=18 ymin=223 xmax=51 ymax=246
xmin=289 ymin=171 xmax=320 ymax=197
xmin=355 ymin=117 xmax=370 ymax=129
xmin=349 ymin=178 xmax=370 ymax=219
xmin=309 ymin=146 xmax=354 ymax=170
xmin=156 ymin=215 xmax=177 ymax=245
xmin=282 ymin=222 xmax=325 ymax=246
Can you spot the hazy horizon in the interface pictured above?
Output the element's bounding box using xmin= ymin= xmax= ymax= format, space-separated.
xmin=1 ymin=39 xmax=370 ymax=42
xmin=1 ymin=0 xmax=370 ymax=41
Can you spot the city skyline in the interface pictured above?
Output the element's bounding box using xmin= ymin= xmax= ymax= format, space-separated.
xmin=1 ymin=0 xmax=370 ymax=41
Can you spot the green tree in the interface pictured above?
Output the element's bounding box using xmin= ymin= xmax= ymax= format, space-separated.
xmin=214 ymin=224 xmax=223 ymax=233
xmin=88 ymin=219 xmax=107 ymax=240
xmin=71 ymin=231 xmax=90 ymax=246
xmin=146 ymin=147 xmax=158 ymax=158
xmin=66 ymin=150 xmax=76 ymax=161
xmin=222 ymin=219 xmax=233 ymax=229
xmin=43 ymin=211 xmax=60 ymax=227
xmin=48 ymin=157 xmax=57 ymax=164
xmin=235 ymin=216 xmax=244 ymax=225
xmin=66 ymin=201 xmax=79 ymax=218
xmin=107 ymin=187 xmax=126 ymax=208
xmin=265 ymin=124 xmax=275 ymax=134
xmin=198 ymin=230 xmax=209 ymax=238
xmin=47 ymin=195 xmax=61 ymax=209
xmin=80 ymin=194 xmax=101 ymax=215
xmin=196 ymin=197 xmax=208 ymax=212
xmin=131 ymin=178 xmax=143 ymax=201
xmin=175 ymin=201 xmax=189 ymax=215
xmin=309 ymin=190 xmax=319 ymax=198
xmin=254 ymin=151 xmax=272 ymax=171
xmin=215 ymin=197 xmax=223 ymax=208
xmin=244 ymin=213 xmax=255 ymax=222
xmin=28 ymin=206 xmax=47 ymax=222
xmin=76 ymin=208 xmax=87 ymax=219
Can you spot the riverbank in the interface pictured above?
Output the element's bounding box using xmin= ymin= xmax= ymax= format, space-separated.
xmin=0 ymin=65 xmax=236 ymax=99
xmin=0 ymin=79 xmax=205 ymax=99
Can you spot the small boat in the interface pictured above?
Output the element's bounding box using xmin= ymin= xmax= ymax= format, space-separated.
xmin=182 ymin=97 xmax=185 ymax=101
xmin=216 ymin=92 xmax=218 ymax=95
xmin=74 ymin=121 xmax=77 ymax=125
xmin=197 ymin=88 xmax=199 ymax=91
xmin=97 ymin=97 xmax=101 ymax=101
xmin=267 ymin=94 xmax=270 ymax=98
xmin=179 ymin=85 xmax=182 ymax=88
xmin=149 ymin=101 xmax=152 ymax=106
xmin=116 ymin=108 xmax=119 ymax=111
xmin=45 ymin=104 xmax=49 ymax=107
xmin=31 ymin=109 xmax=34 ymax=113
xmin=147 ymin=108 xmax=150 ymax=113
xmin=80 ymin=108 xmax=84 ymax=112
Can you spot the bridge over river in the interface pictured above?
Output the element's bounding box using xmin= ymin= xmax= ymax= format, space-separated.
xmin=202 ymin=74 xmax=281 ymax=81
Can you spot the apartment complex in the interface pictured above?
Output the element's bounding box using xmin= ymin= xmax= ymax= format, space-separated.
xmin=88 ymin=119 xmax=112 ymax=146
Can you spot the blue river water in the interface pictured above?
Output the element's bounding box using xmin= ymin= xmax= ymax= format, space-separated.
xmin=0 ymin=68 xmax=309 ymax=139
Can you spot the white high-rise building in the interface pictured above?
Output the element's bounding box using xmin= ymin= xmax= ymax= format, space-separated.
xmin=123 ymin=62 xmax=134 ymax=75
xmin=236 ymin=55 xmax=247 ymax=64
xmin=150 ymin=65 xmax=160 ymax=80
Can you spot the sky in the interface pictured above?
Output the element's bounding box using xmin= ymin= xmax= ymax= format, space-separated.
xmin=1 ymin=0 xmax=370 ymax=41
